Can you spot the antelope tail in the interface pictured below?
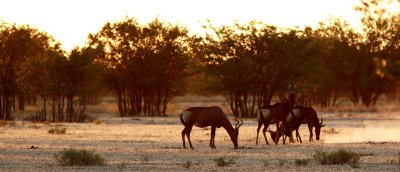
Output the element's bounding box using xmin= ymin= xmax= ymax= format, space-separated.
xmin=180 ymin=113 xmax=185 ymax=125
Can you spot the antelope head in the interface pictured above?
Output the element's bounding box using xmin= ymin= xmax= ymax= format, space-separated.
xmin=233 ymin=118 xmax=243 ymax=148
xmin=315 ymin=114 xmax=326 ymax=140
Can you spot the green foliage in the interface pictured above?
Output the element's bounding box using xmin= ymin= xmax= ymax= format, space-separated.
xmin=213 ymin=157 xmax=235 ymax=167
xmin=54 ymin=148 xmax=105 ymax=166
xmin=48 ymin=125 xmax=66 ymax=135
xmin=313 ymin=149 xmax=361 ymax=165
xmin=294 ymin=159 xmax=310 ymax=166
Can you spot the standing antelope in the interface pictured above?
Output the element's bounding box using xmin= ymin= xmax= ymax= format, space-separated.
xmin=267 ymin=106 xmax=325 ymax=143
xmin=180 ymin=106 xmax=243 ymax=149
xmin=256 ymin=93 xmax=296 ymax=145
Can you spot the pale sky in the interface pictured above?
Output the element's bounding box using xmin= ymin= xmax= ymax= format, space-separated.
xmin=0 ymin=0 xmax=365 ymax=51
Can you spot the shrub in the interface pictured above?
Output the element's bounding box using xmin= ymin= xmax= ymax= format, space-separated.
xmin=48 ymin=126 xmax=66 ymax=134
xmin=54 ymin=148 xmax=105 ymax=166
xmin=295 ymin=159 xmax=310 ymax=166
xmin=313 ymin=149 xmax=361 ymax=165
xmin=213 ymin=157 xmax=235 ymax=167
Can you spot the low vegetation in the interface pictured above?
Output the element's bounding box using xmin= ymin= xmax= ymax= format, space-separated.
xmin=313 ymin=149 xmax=361 ymax=165
xmin=213 ymin=157 xmax=235 ymax=167
xmin=54 ymin=148 xmax=106 ymax=166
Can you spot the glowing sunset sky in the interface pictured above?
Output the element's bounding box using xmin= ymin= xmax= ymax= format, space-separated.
xmin=0 ymin=0 xmax=365 ymax=51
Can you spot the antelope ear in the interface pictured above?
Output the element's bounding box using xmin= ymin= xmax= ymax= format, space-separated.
xmin=321 ymin=124 xmax=326 ymax=127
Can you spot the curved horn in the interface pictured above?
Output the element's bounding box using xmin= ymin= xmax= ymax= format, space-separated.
xmin=238 ymin=118 xmax=243 ymax=128
xmin=320 ymin=114 xmax=323 ymax=124
xmin=234 ymin=117 xmax=240 ymax=128
xmin=320 ymin=114 xmax=325 ymax=127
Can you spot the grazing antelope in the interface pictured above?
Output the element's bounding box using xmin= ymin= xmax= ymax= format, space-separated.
xmin=287 ymin=106 xmax=325 ymax=142
xmin=256 ymin=93 xmax=296 ymax=145
xmin=267 ymin=106 xmax=325 ymax=143
xmin=180 ymin=106 xmax=243 ymax=149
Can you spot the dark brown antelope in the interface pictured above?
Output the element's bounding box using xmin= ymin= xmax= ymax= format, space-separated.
xmin=288 ymin=106 xmax=325 ymax=142
xmin=180 ymin=106 xmax=243 ymax=149
xmin=255 ymin=93 xmax=296 ymax=145
xmin=267 ymin=106 xmax=325 ymax=143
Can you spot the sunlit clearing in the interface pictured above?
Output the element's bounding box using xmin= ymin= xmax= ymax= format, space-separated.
xmin=324 ymin=120 xmax=400 ymax=143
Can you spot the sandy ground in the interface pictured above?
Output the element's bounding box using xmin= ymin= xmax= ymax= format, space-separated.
xmin=0 ymin=112 xmax=400 ymax=171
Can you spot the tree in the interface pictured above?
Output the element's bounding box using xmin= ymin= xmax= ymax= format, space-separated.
xmin=196 ymin=22 xmax=321 ymax=117
xmin=0 ymin=22 xmax=53 ymax=120
xmin=90 ymin=18 xmax=191 ymax=116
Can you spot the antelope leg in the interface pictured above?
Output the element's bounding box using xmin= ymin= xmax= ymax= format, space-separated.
xmin=210 ymin=126 xmax=216 ymax=148
xmin=186 ymin=125 xmax=194 ymax=149
xmin=262 ymin=125 xmax=269 ymax=145
xmin=181 ymin=127 xmax=187 ymax=148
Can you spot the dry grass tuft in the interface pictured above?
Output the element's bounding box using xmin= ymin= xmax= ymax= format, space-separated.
xmin=386 ymin=153 xmax=400 ymax=165
xmin=213 ymin=157 xmax=235 ymax=167
xmin=323 ymin=128 xmax=339 ymax=134
xmin=48 ymin=125 xmax=66 ymax=135
xmin=313 ymin=148 xmax=361 ymax=165
xmin=54 ymin=148 xmax=106 ymax=166
xmin=294 ymin=159 xmax=310 ymax=166
xmin=183 ymin=160 xmax=192 ymax=168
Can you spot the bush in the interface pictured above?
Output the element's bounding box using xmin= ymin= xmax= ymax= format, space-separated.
xmin=313 ymin=149 xmax=361 ymax=165
xmin=295 ymin=159 xmax=310 ymax=166
xmin=213 ymin=157 xmax=235 ymax=167
xmin=48 ymin=125 xmax=66 ymax=134
xmin=54 ymin=148 xmax=105 ymax=166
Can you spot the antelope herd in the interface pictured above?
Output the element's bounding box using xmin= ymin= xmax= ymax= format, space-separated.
xmin=180 ymin=93 xmax=325 ymax=149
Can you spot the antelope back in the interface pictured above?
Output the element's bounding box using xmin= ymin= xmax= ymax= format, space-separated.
xmin=181 ymin=106 xmax=227 ymax=128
